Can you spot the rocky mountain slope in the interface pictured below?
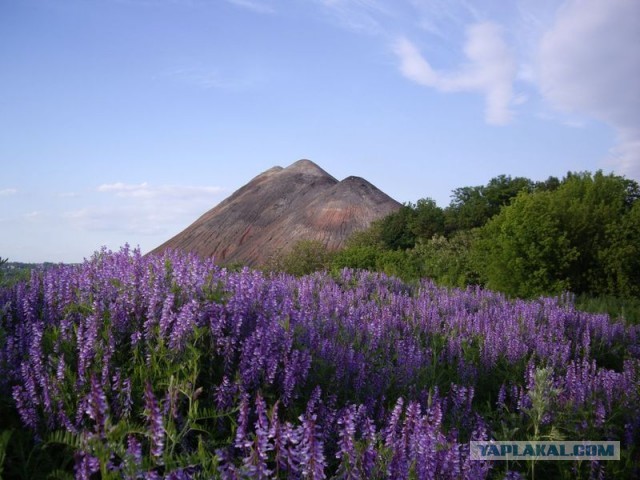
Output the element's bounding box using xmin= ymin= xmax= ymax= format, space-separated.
xmin=151 ymin=159 xmax=401 ymax=266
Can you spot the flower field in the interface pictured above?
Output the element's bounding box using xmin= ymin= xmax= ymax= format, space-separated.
xmin=1 ymin=246 xmax=638 ymax=479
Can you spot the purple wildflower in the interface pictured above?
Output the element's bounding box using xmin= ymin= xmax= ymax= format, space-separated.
xmin=74 ymin=451 xmax=100 ymax=480
xmin=144 ymin=382 xmax=165 ymax=462
xmin=126 ymin=434 xmax=143 ymax=468
xmin=85 ymin=375 xmax=108 ymax=436
xmin=299 ymin=413 xmax=326 ymax=480
xmin=336 ymin=405 xmax=359 ymax=479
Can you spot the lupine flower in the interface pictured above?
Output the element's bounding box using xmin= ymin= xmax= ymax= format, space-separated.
xmin=269 ymin=401 xmax=300 ymax=476
xmin=215 ymin=375 xmax=236 ymax=410
xmin=497 ymin=384 xmax=507 ymax=410
xmin=144 ymin=382 xmax=165 ymax=461
xmin=126 ymin=434 xmax=143 ymax=468
xmin=242 ymin=394 xmax=272 ymax=478
xmin=299 ymin=413 xmax=326 ymax=480
xmin=335 ymin=405 xmax=359 ymax=479
xmin=74 ymin=451 xmax=100 ymax=480
xmin=384 ymin=397 xmax=404 ymax=448
xmin=235 ymin=393 xmax=251 ymax=451
xmin=85 ymin=375 xmax=108 ymax=436
xmin=216 ymin=447 xmax=241 ymax=480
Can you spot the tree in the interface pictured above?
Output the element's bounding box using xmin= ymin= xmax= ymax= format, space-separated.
xmin=476 ymin=190 xmax=578 ymax=297
xmin=408 ymin=198 xmax=445 ymax=240
xmin=475 ymin=171 xmax=639 ymax=298
xmin=413 ymin=231 xmax=480 ymax=287
xmin=601 ymin=201 xmax=640 ymax=297
xmin=331 ymin=245 xmax=380 ymax=272
xmin=264 ymin=240 xmax=333 ymax=276
xmin=378 ymin=205 xmax=416 ymax=250
xmin=0 ymin=257 xmax=7 ymax=285
xmin=444 ymin=175 xmax=534 ymax=233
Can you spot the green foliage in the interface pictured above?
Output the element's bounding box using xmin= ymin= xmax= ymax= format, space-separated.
xmin=373 ymin=249 xmax=422 ymax=282
xmin=331 ymin=245 xmax=381 ymax=272
xmin=378 ymin=204 xmax=417 ymax=250
xmin=375 ymin=198 xmax=447 ymax=251
xmin=0 ymin=429 xmax=12 ymax=478
xmin=0 ymin=262 xmax=35 ymax=288
xmin=412 ymin=231 xmax=480 ymax=288
xmin=475 ymin=189 xmax=579 ymax=297
xmin=330 ymin=170 xmax=639 ymax=303
xmin=0 ymin=257 xmax=8 ymax=286
xmin=600 ymin=200 xmax=640 ymax=297
xmin=574 ymin=293 xmax=640 ymax=325
xmin=344 ymin=220 xmax=385 ymax=249
xmin=264 ymin=239 xmax=334 ymax=276
xmin=475 ymin=171 xmax=640 ymax=298
xmin=407 ymin=198 xmax=446 ymax=240
xmin=444 ymin=174 xmax=534 ymax=233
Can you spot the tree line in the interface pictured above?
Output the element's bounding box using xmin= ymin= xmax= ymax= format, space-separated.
xmin=265 ymin=171 xmax=640 ymax=315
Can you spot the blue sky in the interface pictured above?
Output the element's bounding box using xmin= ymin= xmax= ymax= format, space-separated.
xmin=1 ymin=0 xmax=638 ymax=263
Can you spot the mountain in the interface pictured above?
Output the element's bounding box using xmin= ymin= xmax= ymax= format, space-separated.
xmin=150 ymin=159 xmax=402 ymax=266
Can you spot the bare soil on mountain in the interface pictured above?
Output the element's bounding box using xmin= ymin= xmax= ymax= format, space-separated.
xmin=151 ymin=159 xmax=401 ymax=266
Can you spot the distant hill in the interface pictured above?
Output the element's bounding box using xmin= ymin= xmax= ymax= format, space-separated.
xmin=151 ymin=159 xmax=401 ymax=266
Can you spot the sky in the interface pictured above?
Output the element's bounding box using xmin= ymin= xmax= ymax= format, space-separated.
xmin=1 ymin=0 xmax=639 ymax=263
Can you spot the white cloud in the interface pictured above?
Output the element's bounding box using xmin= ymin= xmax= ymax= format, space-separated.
xmin=0 ymin=188 xmax=17 ymax=196
xmin=538 ymin=0 xmax=640 ymax=177
xmin=314 ymin=0 xmax=391 ymax=34
xmin=393 ymin=22 xmax=517 ymax=125
xmin=66 ymin=183 xmax=227 ymax=235
xmin=98 ymin=182 xmax=150 ymax=195
xmin=97 ymin=182 xmax=224 ymax=199
xmin=161 ymin=67 xmax=263 ymax=91
xmin=224 ymin=0 xmax=275 ymax=14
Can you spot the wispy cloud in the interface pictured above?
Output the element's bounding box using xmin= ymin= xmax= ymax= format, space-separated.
xmin=538 ymin=0 xmax=640 ymax=177
xmin=97 ymin=182 xmax=225 ymax=198
xmin=408 ymin=0 xmax=480 ymax=39
xmin=314 ymin=0 xmax=392 ymax=34
xmin=161 ymin=67 xmax=262 ymax=91
xmin=66 ymin=182 xmax=227 ymax=235
xmin=0 ymin=188 xmax=17 ymax=196
xmin=225 ymin=0 xmax=275 ymax=14
xmin=393 ymin=22 xmax=517 ymax=125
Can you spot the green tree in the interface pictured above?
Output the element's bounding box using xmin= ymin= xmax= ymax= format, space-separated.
xmin=378 ymin=205 xmax=416 ymax=250
xmin=0 ymin=257 xmax=8 ymax=286
xmin=374 ymin=249 xmax=423 ymax=281
xmin=264 ymin=240 xmax=333 ymax=276
xmin=413 ymin=230 xmax=480 ymax=287
xmin=444 ymin=175 xmax=534 ymax=233
xmin=534 ymin=175 xmax=561 ymax=192
xmin=344 ymin=221 xmax=385 ymax=249
xmin=475 ymin=171 xmax=639 ymax=298
xmin=601 ymin=200 xmax=640 ymax=297
xmin=407 ymin=198 xmax=445 ymax=240
xmin=331 ymin=245 xmax=381 ymax=272
xmin=476 ymin=190 xmax=578 ymax=297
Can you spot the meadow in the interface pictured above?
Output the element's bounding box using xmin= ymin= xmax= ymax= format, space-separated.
xmin=0 ymin=246 xmax=638 ymax=479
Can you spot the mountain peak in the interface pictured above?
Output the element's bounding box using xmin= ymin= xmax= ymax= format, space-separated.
xmin=285 ymin=159 xmax=335 ymax=179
